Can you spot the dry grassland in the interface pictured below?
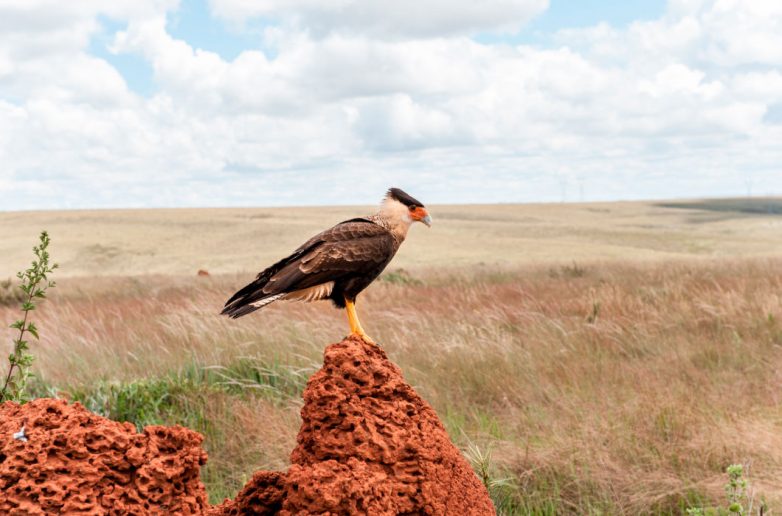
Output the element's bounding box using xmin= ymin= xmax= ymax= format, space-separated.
xmin=2 ymin=198 xmax=782 ymax=277
xmin=1 ymin=198 xmax=781 ymax=514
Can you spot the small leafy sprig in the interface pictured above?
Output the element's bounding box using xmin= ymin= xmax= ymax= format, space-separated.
xmin=0 ymin=231 xmax=57 ymax=403
xmin=725 ymin=464 xmax=748 ymax=514
xmin=687 ymin=463 xmax=767 ymax=516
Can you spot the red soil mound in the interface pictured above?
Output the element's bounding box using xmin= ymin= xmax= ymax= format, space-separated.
xmin=213 ymin=336 xmax=495 ymax=516
xmin=0 ymin=398 xmax=208 ymax=515
xmin=1 ymin=337 xmax=494 ymax=515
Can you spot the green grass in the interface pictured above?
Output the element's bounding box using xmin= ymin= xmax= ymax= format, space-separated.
xmin=380 ymin=267 xmax=424 ymax=285
xmin=202 ymin=356 xmax=316 ymax=402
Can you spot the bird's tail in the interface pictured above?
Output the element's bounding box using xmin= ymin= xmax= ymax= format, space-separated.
xmin=222 ymin=243 xmax=314 ymax=319
xmin=221 ymin=276 xmax=283 ymax=319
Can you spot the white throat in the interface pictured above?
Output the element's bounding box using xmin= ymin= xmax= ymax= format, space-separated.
xmin=374 ymin=197 xmax=413 ymax=240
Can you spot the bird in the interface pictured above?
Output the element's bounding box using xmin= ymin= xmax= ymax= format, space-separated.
xmin=221 ymin=188 xmax=432 ymax=344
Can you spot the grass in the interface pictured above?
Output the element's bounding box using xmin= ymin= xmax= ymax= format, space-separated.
xmin=2 ymin=257 xmax=781 ymax=512
xmin=0 ymin=278 xmax=26 ymax=306
xmin=3 ymin=198 xmax=782 ymax=278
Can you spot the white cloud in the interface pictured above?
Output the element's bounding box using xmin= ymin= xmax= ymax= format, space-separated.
xmin=572 ymin=0 xmax=782 ymax=69
xmin=1 ymin=0 xmax=782 ymax=210
xmin=208 ymin=0 xmax=549 ymax=38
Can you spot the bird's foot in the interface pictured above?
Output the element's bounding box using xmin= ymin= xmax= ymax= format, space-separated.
xmin=349 ymin=330 xmax=378 ymax=346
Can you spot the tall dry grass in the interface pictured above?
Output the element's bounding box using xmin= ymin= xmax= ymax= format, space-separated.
xmin=1 ymin=258 xmax=781 ymax=513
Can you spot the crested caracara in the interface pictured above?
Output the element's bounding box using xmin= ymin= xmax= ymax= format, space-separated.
xmin=221 ymin=188 xmax=431 ymax=344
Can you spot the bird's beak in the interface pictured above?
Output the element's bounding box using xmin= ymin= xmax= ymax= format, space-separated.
xmin=411 ymin=206 xmax=432 ymax=226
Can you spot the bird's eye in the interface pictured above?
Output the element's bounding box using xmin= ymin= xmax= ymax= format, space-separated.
xmin=409 ymin=205 xmax=416 ymax=211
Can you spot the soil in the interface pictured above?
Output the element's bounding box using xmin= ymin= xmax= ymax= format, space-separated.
xmin=1 ymin=336 xmax=494 ymax=515
xmin=212 ymin=336 xmax=495 ymax=515
xmin=0 ymin=398 xmax=208 ymax=515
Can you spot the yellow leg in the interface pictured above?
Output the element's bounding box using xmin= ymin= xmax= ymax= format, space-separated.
xmin=345 ymin=297 xmax=376 ymax=345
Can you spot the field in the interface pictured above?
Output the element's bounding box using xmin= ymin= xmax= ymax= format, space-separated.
xmin=3 ymin=197 xmax=782 ymax=277
xmin=1 ymin=198 xmax=782 ymax=513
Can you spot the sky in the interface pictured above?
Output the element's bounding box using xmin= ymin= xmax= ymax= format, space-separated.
xmin=1 ymin=0 xmax=781 ymax=210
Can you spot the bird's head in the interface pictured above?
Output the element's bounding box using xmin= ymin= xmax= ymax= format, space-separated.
xmin=381 ymin=187 xmax=432 ymax=227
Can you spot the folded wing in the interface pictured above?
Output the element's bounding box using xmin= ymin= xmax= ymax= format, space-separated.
xmin=221 ymin=219 xmax=395 ymax=318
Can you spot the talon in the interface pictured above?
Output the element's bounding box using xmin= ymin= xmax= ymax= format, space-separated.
xmin=350 ymin=330 xmax=377 ymax=346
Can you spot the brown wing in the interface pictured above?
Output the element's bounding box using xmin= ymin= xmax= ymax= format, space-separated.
xmin=262 ymin=219 xmax=397 ymax=294
xmin=221 ymin=218 xmax=396 ymax=318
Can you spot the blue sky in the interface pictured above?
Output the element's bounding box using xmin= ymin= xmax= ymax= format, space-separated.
xmin=531 ymin=0 xmax=664 ymax=28
xmin=1 ymin=0 xmax=781 ymax=210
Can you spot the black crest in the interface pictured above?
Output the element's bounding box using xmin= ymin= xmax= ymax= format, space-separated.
xmin=387 ymin=188 xmax=425 ymax=208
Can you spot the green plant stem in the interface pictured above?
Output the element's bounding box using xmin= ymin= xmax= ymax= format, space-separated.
xmin=1 ymin=230 xmax=56 ymax=403
xmin=0 ymin=289 xmax=33 ymax=400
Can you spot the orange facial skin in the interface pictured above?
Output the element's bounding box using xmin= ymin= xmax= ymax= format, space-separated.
xmin=410 ymin=206 xmax=429 ymax=221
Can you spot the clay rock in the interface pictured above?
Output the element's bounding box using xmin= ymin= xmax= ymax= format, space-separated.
xmin=215 ymin=471 xmax=286 ymax=515
xmin=0 ymin=398 xmax=208 ymax=515
xmin=213 ymin=336 xmax=495 ymax=515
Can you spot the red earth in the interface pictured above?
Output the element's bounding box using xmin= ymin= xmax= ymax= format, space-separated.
xmin=211 ymin=336 xmax=495 ymax=515
xmin=0 ymin=398 xmax=208 ymax=514
xmin=1 ymin=336 xmax=494 ymax=515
